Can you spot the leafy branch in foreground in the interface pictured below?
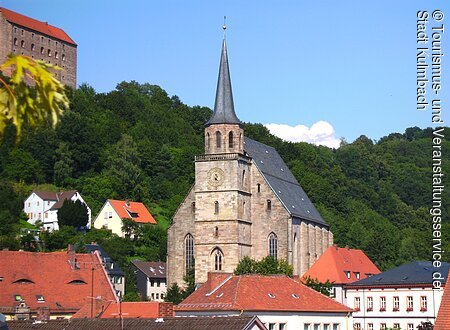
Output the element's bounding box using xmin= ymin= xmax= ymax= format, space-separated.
xmin=0 ymin=55 xmax=69 ymax=141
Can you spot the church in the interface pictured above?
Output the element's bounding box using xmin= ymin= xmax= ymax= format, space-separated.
xmin=167 ymin=36 xmax=333 ymax=286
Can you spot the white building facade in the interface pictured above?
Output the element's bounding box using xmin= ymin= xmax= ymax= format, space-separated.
xmin=24 ymin=190 xmax=91 ymax=231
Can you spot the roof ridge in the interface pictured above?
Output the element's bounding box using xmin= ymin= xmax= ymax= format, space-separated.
xmin=205 ymin=275 xmax=233 ymax=296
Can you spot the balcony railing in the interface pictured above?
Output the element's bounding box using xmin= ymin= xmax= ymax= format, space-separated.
xmin=195 ymin=153 xmax=251 ymax=162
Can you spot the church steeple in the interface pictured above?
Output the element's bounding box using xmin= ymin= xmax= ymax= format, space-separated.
xmin=206 ymin=38 xmax=241 ymax=126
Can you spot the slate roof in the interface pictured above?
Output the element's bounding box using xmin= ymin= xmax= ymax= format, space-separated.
xmin=0 ymin=251 xmax=117 ymax=314
xmin=7 ymin=316 xmax=265 ymax=330
xmin=205 ymin=38 xmax=241 ymax=126
xmin=435 ymin=270 xmax=450 ymax=330
xmin=302 ymin=246 xmax=380 ymax=284
xmin=0 ymin=7 xmax=76 ymax=45
xmin=132 ymin=261 xmax=166 ymax=279
xmin=346 ymin=261 xmax=450 ymax=288
xmin=85 ymin=244 xmax=125 ymax=277
xmin=244 ymin=137 xmax=327 ymax=225
xmin=176 ymin=273 xmax=352 ymax=313
xmin=49 ymin=191 xmax=78 ymax=210
xmin=108 ymin=200 xmax=157 ymax=224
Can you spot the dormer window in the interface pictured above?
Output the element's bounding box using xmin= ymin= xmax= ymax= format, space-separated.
xmin=345 ymin=271 xmax=351 ymax=279
xmin=354 ymin=272 xmax=360 ymax=279
xmin=36 ymin=295 xmax=45 ymax=302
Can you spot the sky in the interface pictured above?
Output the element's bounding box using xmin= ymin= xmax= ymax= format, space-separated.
xmin=1 ymin=0 xmax=449 ymax=146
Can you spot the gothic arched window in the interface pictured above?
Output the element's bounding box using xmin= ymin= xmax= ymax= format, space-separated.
xmin=212 ymin=248 xmax=223 ymax=271
xmin=268 ymin=233 xmax=278 ymax=260
xmin=185 ymin=234 xmax=194 ymax=275
xmin=216 ymin=131 xmax=222 ymax=148
xmin=206 ymin=133 xmax=210 ymax=151
xmin=229 ymin=131 xmax=234 ymax=148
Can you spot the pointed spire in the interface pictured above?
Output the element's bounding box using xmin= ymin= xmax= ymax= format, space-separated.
xmin=206 ymin=36 xmax=241 ymax=126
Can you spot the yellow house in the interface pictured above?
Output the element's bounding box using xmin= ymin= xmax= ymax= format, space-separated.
xmin=94 ymin=199 xmax=156 ymax=237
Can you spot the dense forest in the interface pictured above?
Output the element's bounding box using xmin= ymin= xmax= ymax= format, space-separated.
xmin=0 ymin=81 xmax=448 ymax=299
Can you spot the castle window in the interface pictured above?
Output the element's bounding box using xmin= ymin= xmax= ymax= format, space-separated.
xmin=55 ymin=51 xmax=59 ymax=59
xmin=48 ymin=49 xmax=52 ymax=57
xmin=268 ymin=233 xmax=278 ymax=259
xmin=20 ymin=40 xmax=25 ymax=48
xmin=243 ymin=201 xmax=246 ymax=215
xmin=229 ymin=131 xmax=234 ymax=148
xmin=62 ymin=54 xmax=66 ymax=62
xmin=212 ymin=248 xmax=223 ymax=271
xmin=191 ymin=202 xmax=195 ymax=213
xmin=14 ymin=38 xmax=17 ymax=46
xmin=31 ymin=43 xmax=35 ymax=51
xmin=185 ymin=234 xmax=194 ymax=275
xmin=216 ymin=131 xmax=222 ymax=148
xmin=206 ymin=133 xmax=210 ymax=150
xmin=14 ymin=27 xmax=17 ymax=34
xmin=41 ymin=47 xmax=44 ymax=54
xmin=214 ymin=226 xmax=219 ymax=237
xmin=21 ymin=29 xmax=24 ymax=36
xmin=214 ymin=201 xmax=219 ymax=214
xmin=267 ymin=199 xmax=272 ymax=211
xmin=242 ymin=170 xmax=245 ymax=186
xmin=257 ymin=183 xmax=261 ymax=192
xmin=239 ymin=133 xmax=242 ymax=149
xmin=31 ymin=33 xmax=34 ymax=39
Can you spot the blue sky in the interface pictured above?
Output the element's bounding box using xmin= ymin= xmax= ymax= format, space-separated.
xmin=1 ymin=0 xmax=448 ymax=144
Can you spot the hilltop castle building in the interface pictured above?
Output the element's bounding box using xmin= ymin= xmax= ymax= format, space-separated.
xmin=167 ymin=37 xmax=333 ymax=286
xmin=0 ymin=7 xmax=77 ymax=88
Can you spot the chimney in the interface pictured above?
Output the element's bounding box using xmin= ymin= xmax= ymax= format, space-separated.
xmin=158 ymin=302 xmax=174 ymax=317
xmin=125 ymin=199 xmax=130 ymax=207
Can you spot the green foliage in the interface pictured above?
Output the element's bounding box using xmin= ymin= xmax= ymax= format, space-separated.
xmin=58 ymin=199 xmax=89 ymax=229
xmin=164 ymin=283 xmax=185 ymax=305
xmin=301 ymin=276 xmax=333 ymax=297
xmin=0 ymin=55 xmax=68 ymax=141
xmin=234 ymin=256 xmax=293 ymax=276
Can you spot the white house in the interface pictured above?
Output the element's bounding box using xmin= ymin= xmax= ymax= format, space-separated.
xmin=132 ymin=261 xmax=167 ymax=301
xmin=176 ymin=273 xmax=354 ymax=330
xmin=93 ymin=199 xmax=157 ymax=237
xmin=24 ymin=190 xmax=91 ymax=231
xmin=345 ymin=261 xmax=450 ymax=330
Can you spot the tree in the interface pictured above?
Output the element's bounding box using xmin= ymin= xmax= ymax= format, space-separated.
xmin=234 ymin=256 xmax=293 ymax=276
xmin=0 ymin=55 xmax=69 ymax=142
xmin=165 ymin=283 xmax=184 ymax=305
xmin=53 ymin=142 xmax=73 ymax=186
xmin=301 ymin=276 xmax=333 ymax=297
xmin=58 ymin=199 xmax=89 ymax=229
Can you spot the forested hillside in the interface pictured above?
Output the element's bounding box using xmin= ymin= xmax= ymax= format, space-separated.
xmin=0 ymin=81 xmax=448 ymax=287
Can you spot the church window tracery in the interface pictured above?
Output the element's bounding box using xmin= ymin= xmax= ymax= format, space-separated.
xmin=268 ymin=233 xmax=278 ymax=260
xmin=212 ymin=248 xmax=223 ymax=271
xmin=185 ymin=234 xmax=194 ymax=275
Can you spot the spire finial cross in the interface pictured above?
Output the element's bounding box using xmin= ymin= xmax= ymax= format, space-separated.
xmin=223 ymin=16 xmax=227 ymax=36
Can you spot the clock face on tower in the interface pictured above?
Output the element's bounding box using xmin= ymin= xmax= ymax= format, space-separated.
xmin=207 ymin=167 xmax=225 ymax=187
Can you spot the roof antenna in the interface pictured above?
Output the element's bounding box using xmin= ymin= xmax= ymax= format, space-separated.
xmin=223 ymin=16 xmax=227 ymax=37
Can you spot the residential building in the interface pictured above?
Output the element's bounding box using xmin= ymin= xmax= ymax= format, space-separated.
xmin=7 ymin=315 xmax=267 ymax=330
xmin=93 ymin=199 xmax=157 ymax=237
xmin=302 ymin=245 xmax=380 ymax=304
xmin=346 ymin=261 xmax=450 ymax=329
xmin=0 ymin=249 xmax=117 ymax=321
xmin=435 ymin=270 xmax=450 ymax=330
xmin=132 ymin=261 xmax=167 ymax=301
xmin=85 ymin=243 xmax=125 ymax=298
xmin=167 ymin=36 xmax=333 ymax=288
xmin=23 ymin=190 xmax=91 ymax=231
xmin=176 ymin=272 xmax=353 ymax=329
xmin=0 ymin=7 xmax=77 ymax=88
xmin=73 ymin=300 xmax=174 ymax=319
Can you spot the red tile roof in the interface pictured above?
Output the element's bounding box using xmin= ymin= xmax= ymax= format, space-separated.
xmin=109 ymin=200 xmax=157 ymax=224
xmin=435 ymin=271 xmax=450 ymax=330
xmin=176 ymin=273 xmax=352 ymax=313
xmin=73 ymin=301 xmax=174 ymax=319
xmin=0 ymin=250 xmax=117 ymax=314
xmin=0 ymin=7 xmax=76 ymax=45
xmin=302 ymin=246 xmax=380 ymax=284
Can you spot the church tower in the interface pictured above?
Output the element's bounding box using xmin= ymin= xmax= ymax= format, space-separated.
xmin=167 ymin=34 xmax=333 ymax=288
xmin=194 ymin=37 xmax=252 ymax=284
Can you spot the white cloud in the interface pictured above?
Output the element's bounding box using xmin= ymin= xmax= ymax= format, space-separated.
xmin=264 ymin=121 xmax=341 ymax=149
